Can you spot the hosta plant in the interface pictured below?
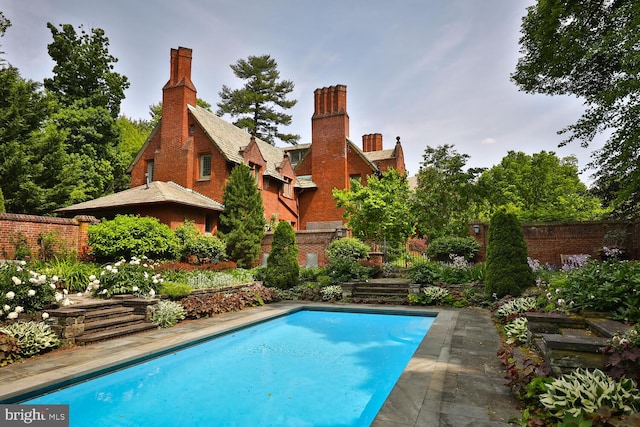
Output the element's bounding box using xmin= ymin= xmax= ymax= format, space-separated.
xmin=539 ymin=368 xmax=640 ymax=420
xmin=494 ymin=297 xmax=537 ymax=322
xmin=504 ymin=317 xmax=528 ymax=345
xmin=320 ymin=285 xmax=343 ymax=301
xmin=422 ymin=286 xmax=449 ymax=304
xmin=148 ymin=300 xmax=186 ymax=328
xmin=0 ymin=321 xmax=60 ymax=357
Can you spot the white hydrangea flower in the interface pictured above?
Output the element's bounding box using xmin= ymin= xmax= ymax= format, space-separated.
xmin=7 ymin=312 xmax=18 ymax=319
xmin=11 ymin=276 xmax=21 ymax=285
xmin=5 ymin=291 xmax=15 ymax=300
xmin=132 ymin=286 xmax=139 ymax=292
xmin=149 ymin=289 xmax=156 ymax=297
xmin=28 ymin=289 xmax=36 ymax=297
xmin=89 ymin=275 xmax=97 ymax=281
xmin=42 ymin=312 xmax=50 ymax=320
xmin=52 ymin=275 xmax=59 ymax=282
xmin=3 ymin=305 xmax=10 ymax=312
xmin=14 ymin=306 xmax=23 ymax=313
xmin=54 ymin=292 xmax=63 ymax=302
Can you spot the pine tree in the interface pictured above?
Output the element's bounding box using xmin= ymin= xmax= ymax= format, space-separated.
xmin=217 ymin=54 xmax=299 ymax=145
xmin=485 ymin=210 xmax=535 ymax=298
xmin=265 ymin=221 xmax=299 ymax=289
xmin=219 ymin=164 xmax=266 ymax=268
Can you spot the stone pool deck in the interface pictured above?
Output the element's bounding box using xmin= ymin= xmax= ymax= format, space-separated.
xmin=0 ymin=303 xmax=520 ymax=426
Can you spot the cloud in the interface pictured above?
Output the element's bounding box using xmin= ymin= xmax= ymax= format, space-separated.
xmin=482 ymin=138 xmax=497 ymax=144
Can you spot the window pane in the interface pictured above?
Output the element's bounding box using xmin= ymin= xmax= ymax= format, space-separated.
xmin=200 ymin=155 xmax=212 ymax=177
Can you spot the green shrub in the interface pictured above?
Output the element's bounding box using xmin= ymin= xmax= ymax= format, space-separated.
xmin=485 ymin=210 xmax=534 ymax=298
xmin=158 ymin=281 xmax=193 ymax=300
xmin=408 ymin=261 xmax=437 ymax=285
xmin=9 ymin=232 xmax=31 ymax=260
xmin=426 ymin=235 xmax=480 ymax=261
xmin=422 ymin=286 xmax=450 ymax=304
xmin=175 ymin=221 xmax=226 ymax=264
xmin=539 ymin=368 xmax=640 ymax=419
xmin=320 ymin=285 xmax=343 ymax=301
xmin=0 ymin=321 xmax=60 ymax=357
xmin=299 ymin=267 xmax=325 ymax=282
xmin=88 ymin=215 xmax=180 ymax=262
xmin=88 ymin=257 xmax=162 ymax=299
xmin=264 ymin=221 xmax=299 ymax=289
xmin=35 ymin=258 xmax=101 ymax=293
xmin=326 ymin=238 xmax=370 ymax=284
xmin=494 ymin=297 xmax=538 ymax=322
xmin=148 ymin=300 xmax=186 ymax=328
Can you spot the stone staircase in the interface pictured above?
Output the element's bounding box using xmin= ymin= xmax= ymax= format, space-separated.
xmin=348 ymin=278 xmax=412 ymax=299
xmin=47 ymin=297 xmax=158 ymax=345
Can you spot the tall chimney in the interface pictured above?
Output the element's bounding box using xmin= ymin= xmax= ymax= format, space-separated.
xmin=362 ymin=133 xmax=383 ymax=152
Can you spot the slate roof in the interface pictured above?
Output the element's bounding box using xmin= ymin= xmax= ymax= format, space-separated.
xmin=55 ymin=181 xmax=224 ymax=214
xmin=189 ymin=105 xmax=288 ymax=182
xmin=364 ymin=148 xmax=396 ymax=163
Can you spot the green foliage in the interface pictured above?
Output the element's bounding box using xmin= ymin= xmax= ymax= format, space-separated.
xmin=426 ymin=236 xmax=480 ymax=261
xmin=334 ymin=169 xmax=415 ymax=250
xmin=0 ymin=188 xmax=5 ymax=213
xmin=88 ymin=257 xmax=162 ymax=299
xmin=412 ymin=145 xmax=484 ymax=239
xmin=325 ymin=238 xmax=370 ymax=284
xmin=0 ymin=261 xmax=58 ymax=316
xmin=494 ymin=297 xmax=538 ymax=323
xmin=183 ymin=235 xmax=226 ymax=264
xmin=217 ymin=54 xmax=299 ymax=145
xmin=551 ymin=260 xmax=640 ymax=323
xmin=513 ymin=1 xmax=640 ymax=218
xmin=408 ymin=260 xmax=485 ymax=286
xmin=408 ymin=261 xmax=437 ymax=285
xmin=485 ymin=210 xmax=535 ymax=298
xmin=421 ymin=286 xmax=450 ymax=304
xmin=299 ymin=267 xmax=324 ymax=282
xmin=604 ymin=324 xmax=640 ymax=381
xmin=477 ymin=151 xmax=605 ymax=222
xmin=148 ymin=300 xmax=186 ymax=328
xmin=539 ymin=368 xmax=640 ymax=420
xmin=8 ymin=232 xmax=30 ymax=260
xmin=264 ymin=221 xmax=299 ymax=289
xmin=33 ymin=258 xmax=100 ymax=293
xmin=185 ymin=269 xmax=255 ymax=290
xmin=158 ymin=281 xmax=193 ymax=300
xmin=88 ymin=215 xmax=180 ymax=262
xmin=219 ymin=164 xmax=265 ymax=268
xmin=115 ymin=116 xmax=152 ymax=167
xmin=320 ymin=285 xmax=343 ymax=301
xmin=0 ymin=321 xmax=60 ymax=357
xmin=0 ymin=332 xmax=21 ymax=367
xmin=504 ymin=317 xmax=529 ymax=345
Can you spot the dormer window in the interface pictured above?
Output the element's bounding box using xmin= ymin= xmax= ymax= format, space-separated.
xmin=283 ymin=177 xmax=292 ymax=198
xmin=199 ymin=154 xmax=212 ymax=179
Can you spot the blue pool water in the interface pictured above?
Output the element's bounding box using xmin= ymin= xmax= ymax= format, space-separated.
xmin=24 ymin=309 xmax=434 ymax=426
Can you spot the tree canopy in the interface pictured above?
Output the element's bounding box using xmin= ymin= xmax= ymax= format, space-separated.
xmin=477 ymin=151 xmax=606 ymax=222
xmin=512 ymin=0 xmax=640 ymax=218
xmin=334 ymin=168 xmax=414 ymax=251
xmin=217 ymin=54 xmax=299 ymax=145
xmin=411 ymin=145 xmax=483 ymax=240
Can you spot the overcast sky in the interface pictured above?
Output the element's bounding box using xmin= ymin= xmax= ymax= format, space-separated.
xmin=1 ymin=0 xmax=603 ymax=181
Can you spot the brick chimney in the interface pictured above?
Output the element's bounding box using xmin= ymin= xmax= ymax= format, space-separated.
xmin=362 ymin=133 xmax=383 ymax=152
xmin=156 ymin=47 xmax=197 ymax=187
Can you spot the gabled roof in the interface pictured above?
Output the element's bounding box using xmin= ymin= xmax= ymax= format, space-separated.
xmin=364 ymin=148 xmax=396 ymax=163
xmin=55 ymin=181 xmax=224 ymax=214
xmin=189 ymin=105 xmax=289 ymax=181
xmin=346 ymin=138 xmax=379 ymax=171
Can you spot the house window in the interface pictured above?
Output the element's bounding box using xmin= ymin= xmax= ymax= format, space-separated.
xmin=205 ymin=214 xmax=214 ymax=233
xmin=250 ymin=164 xmax=261 ymax=187
xmin=189 ymin=124 xmax=195 ymax=135
xmin=283 ymin=178 xmax=292 ymax=198
xmin=200 ymin=154 xmax=212 ymax=179
xmin=146 ymin=160 xmax=154 ymax=182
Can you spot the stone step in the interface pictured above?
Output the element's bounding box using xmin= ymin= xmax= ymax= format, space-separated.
xmin=83 ymin=306 xmax=136 ymax=320
xmin=586 ymin=318 xmax=631 ymax=338
xmin=76 ymin=321 xmax=157 ymax=345
xmin=84 ymin=314 xmax=147 ymax=332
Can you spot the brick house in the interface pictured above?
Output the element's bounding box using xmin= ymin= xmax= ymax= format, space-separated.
xmin=58 ymin=47 xmax=406 ymax=233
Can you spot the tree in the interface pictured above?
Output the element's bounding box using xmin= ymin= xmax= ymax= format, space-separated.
xmin=0 ymin=10 xmax=10 ymax=63
xmin=44 ymin=23 xmax=131 ymax=202
xmin=116 ymin=116 xmax=153 ymax=167
xmin=512 ymin=1 xmax=640 ymax=218
xmin=217 ymin=54 xmax=299 ymax=145
xmin=411 ymin=145 xmax=483 ymax=240
xmin=477 ymin=151 xmax=606 ymax=222
xmin=218 ymin=164 xmax=266 ymax=268
xmin=264 ymin=221 xmax=299 ymax=289
xmin=333 ymin=168 xmax=414 ymax=254
xmin=485 ymin=210 xmax=534 ymax=298
xmin=148 ymin=98 xmax=213 ymax=128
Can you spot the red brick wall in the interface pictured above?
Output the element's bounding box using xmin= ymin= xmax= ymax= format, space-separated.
xmin=470 ymin=220 xmax=636 ymax=266
xmin=260 ymin=229 xmax=341 ymax=267
xmin=0 ymin=214 xmax=98 ymax=260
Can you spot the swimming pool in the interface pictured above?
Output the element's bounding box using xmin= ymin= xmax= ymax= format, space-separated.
xmin=22 ymin=309 xmax=435 ymax=426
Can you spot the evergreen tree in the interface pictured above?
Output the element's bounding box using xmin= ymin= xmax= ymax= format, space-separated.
xmin=219 ymin=164 xmax=266 ymax=268
xmin=485 ymin=210 xmax=534 ymax=298
xmin=217 ymin=54 xmax=299 ymax=145
xmin=0 ymin=188 xmax=5 ymax=213
xmin=264 ymin=221 xmax=299 ymax=289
